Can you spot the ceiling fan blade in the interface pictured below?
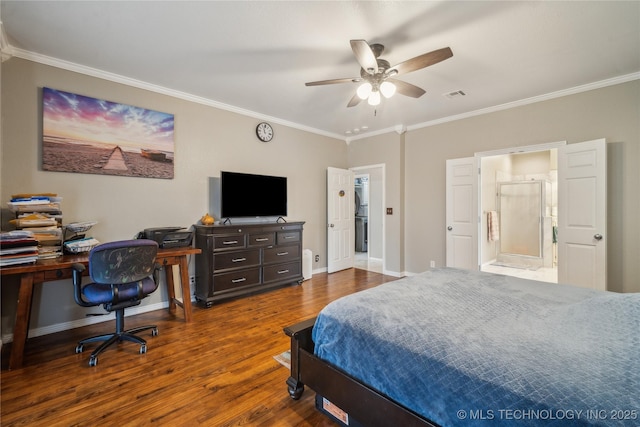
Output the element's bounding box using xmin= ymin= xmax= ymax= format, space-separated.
xmin=347 ymin=93 xmax=362 ymax=108
xmin=389 ymin=79 xmax=426 ymax=98
xmin=306 ymin=77 xmax=360 ymax=86
xmin=350 ymin=40 xmax=378 ymax=75
xmin=388 ymin=47 xmax=453 ymax=76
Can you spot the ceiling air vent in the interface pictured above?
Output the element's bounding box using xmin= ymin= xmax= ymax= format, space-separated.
xmin=444 ymin=90 xmax=466 ymax=99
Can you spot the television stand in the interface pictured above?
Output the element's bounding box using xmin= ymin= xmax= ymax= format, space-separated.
xmin=193 ymin=221 xmax=305 ymax=306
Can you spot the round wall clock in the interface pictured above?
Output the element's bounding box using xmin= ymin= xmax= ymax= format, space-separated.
xmin=256 ymin=122 xmax=274 ymax=142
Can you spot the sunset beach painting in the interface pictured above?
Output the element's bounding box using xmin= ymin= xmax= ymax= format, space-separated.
xmin=42 ymin=87 xmax=175 ymax=179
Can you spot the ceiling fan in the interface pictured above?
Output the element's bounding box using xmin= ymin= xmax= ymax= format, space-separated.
xmin=305 ymin=40 xmax=453 ymax=107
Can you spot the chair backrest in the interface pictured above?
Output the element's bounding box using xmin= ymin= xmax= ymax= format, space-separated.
xmin=88 ymin=239 xmax=158 ymax=285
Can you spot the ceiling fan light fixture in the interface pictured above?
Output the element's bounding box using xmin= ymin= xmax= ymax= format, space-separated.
xmin=357 ymin=82 xmax=372 ymax=100
xmin=380 ymin=81 xmax=396 ymax=98
xmin=368 ymin=90 xmax=381 ymax=106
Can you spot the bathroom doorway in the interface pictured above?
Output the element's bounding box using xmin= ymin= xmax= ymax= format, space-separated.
xmin=480 ymin=150 xmax=558 ymax=283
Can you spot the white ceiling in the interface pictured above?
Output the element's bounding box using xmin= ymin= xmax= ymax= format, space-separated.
xmin=2 ymin=1 xmax=639 ymax=141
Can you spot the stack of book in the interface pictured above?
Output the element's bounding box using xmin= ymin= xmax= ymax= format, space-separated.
xmin=0 ymin=231 xmax=39 ymax=266
xmin=8 ymin=193 xmax=63 ymax=259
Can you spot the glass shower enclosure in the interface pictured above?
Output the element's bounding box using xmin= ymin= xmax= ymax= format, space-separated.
xmin=496 ymin=180 xmax=552 ymax=268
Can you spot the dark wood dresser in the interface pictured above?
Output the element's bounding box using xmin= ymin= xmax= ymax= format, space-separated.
xmin=194 ymin=221 xmax=304 ymax=306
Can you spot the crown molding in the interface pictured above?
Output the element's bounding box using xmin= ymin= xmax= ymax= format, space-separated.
xmin=406 ymin=72 xmax=640 ymax=132
xmin=11 ymin=47 xmax=345 ymax=142
xmin=10 ymin=47 xmax=639 ymax=144
xmin=0 ymin=21 xmax=14 ymax=62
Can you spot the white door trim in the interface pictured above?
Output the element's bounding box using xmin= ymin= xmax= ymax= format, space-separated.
xmin=475 ymin=141 xmax=567 ymax=158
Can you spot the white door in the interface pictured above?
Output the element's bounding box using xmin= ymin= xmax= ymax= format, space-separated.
xmin=327 ymin=167 xmax=355 ymax=273
xmin=557 ymin=139 xmax=607 ymax=290
xmin=446 ymin=157 xmax=478 ymax=270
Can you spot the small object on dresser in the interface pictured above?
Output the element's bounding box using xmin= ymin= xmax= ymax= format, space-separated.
xmin=201 ymin=213 xmax=215 ymax=225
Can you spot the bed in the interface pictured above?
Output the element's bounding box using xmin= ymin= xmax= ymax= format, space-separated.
xmin=285 ymin=268 xmax=640 ymax=427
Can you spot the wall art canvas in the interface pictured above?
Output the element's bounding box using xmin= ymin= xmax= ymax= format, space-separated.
xmin=42 ymin=87 xmax=175 ymax=179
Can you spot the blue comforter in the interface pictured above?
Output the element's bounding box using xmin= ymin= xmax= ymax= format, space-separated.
xmin=312 ymin=268 xmax=640 ymax=426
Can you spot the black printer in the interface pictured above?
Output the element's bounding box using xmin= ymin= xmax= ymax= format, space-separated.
xmin=142 ymin=227 xmax=193 ymax=248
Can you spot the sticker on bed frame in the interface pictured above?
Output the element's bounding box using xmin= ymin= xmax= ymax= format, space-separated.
xmin=322 ymin=397 xmax=349 ymax=424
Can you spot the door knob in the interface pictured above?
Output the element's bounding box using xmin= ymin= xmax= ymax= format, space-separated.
xmin=594 ymin=234 xmax=603 ymax=241
xmin=447 ymin=226 xmax=453 ymax=231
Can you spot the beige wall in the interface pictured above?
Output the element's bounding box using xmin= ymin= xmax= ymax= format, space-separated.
xmin=1 ymin=58 xmax=347 ymax=337
xmin=2 ymin=56 xmax=638 ymax=340
xmin=349 ymin=80 xmax=639 ymax=293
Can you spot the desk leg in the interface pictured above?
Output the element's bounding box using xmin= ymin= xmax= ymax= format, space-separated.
xmin=10 ymin=273 xmax=35 ymax=370
xmin=164 ymin=263 xmax=177 ymax=314
xmin=178 ymin=256 xmax=193 ymax=323
xmin=162 ymin=258 xmax=193 ymax=323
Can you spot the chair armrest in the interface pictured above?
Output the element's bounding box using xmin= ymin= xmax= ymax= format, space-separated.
xmin=71 ymin=263 xmax=94 ymax=307
xmin=72 ymin=263 xmax=86 ymax=273
xmin=152 ymin=263 xmax=162 ymax=283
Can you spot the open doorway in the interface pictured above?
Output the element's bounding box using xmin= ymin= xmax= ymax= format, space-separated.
xmin=479 ymin=149 xmax=558 ymax=283
xmin=352 ymin=165 xmax=384 ymax=273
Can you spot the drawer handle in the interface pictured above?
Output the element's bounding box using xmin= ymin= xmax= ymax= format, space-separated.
xmin=283 ymin=235 xmax=295 ymax=239
xmin=277 ymin=252 xmax=289 ymax=256
xmin=232 ymin=257 xmax=246 ymax=263
xmin=231 ymin=277 xmax=247 ymax=283
xmin=255 ymin=238 xmax=269 ymax=242
xmin=223 ymin=240 xmax=238 ymax=245
xmin=277 ymin=269 xmax=290 ymax=274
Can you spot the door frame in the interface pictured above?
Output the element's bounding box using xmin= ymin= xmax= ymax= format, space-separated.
xmin=351 ymin=164 xmax=386 ymax=273
xmin=474 ymin=141 xmax=567 ymax=271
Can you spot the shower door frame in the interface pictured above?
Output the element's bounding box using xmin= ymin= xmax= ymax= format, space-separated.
xmin=496 ymin=180 xmax=545 ymax=265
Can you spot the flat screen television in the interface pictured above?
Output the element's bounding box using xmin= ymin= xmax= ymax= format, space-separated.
xmin=219 ymin=171 xmax=287 ymax=218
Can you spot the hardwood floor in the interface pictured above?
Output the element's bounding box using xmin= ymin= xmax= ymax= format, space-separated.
xmin=1 ymin=268 xmax=397 ymax=426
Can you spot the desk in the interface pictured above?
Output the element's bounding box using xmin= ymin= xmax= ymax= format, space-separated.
xmin=1 ymin=246 xmax=201 ymax=370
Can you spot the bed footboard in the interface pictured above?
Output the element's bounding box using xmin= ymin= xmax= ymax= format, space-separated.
xmin=284 ymin=318 xmax=438 ymax=427
xmin=284 ymin=317 xmax=315 ymax=400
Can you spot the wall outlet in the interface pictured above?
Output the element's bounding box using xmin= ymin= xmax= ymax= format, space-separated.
xmin=315 ymin=255 xmax=320 ymax=262
xmin=189 ymin=276 xmax=196 ymax=285
xmin=430 ymin=260 xmax=435 ymax=268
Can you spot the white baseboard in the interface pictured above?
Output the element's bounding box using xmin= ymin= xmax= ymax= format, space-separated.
xmin=1 ymin=300 xmax=177 ymax=344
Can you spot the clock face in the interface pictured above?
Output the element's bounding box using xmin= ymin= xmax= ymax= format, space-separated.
xmin=256 ymin=122 xmax=273 ymax=142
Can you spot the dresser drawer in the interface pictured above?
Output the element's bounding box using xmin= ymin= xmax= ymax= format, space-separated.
xmin=213 ymin=249 xmax=260 ymax=272
xmin=213 ymin=268 xmax=261 ymax=293
xmin=248 ymin=232 xmax=275 ymax=247
xmin=263 ymin=245 xmax=300 ymax=265
xmin=263 ymin=262 xmax=301 ymax=283
xmin=213 ymin=234 xmax=246 ymax=251
xmin=277 ymin=230 xmax=300 ymax=245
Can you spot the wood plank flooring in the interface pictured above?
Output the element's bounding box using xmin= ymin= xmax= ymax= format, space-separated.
xmin=1 ymin=268 xmax=397 ymax=426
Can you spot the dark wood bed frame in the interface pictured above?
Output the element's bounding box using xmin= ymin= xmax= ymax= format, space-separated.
xmin=285 ymin=318 xmax=439 ymax=427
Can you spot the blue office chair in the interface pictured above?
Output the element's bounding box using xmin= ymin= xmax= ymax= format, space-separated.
xmin=71 ymin=239 xmax=160 ymax=366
